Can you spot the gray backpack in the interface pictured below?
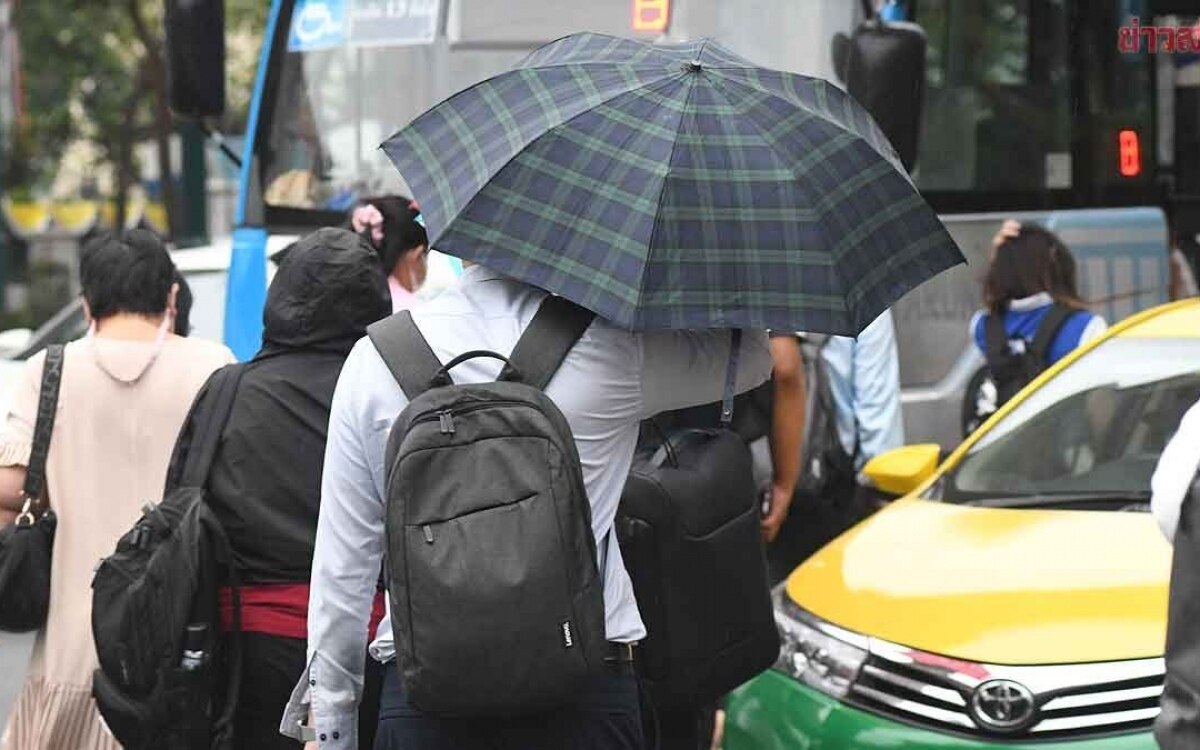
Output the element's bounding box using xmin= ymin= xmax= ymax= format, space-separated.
xmin=367 ymin=296 xmax=605 ymax=716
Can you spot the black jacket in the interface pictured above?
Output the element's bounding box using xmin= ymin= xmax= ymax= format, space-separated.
xmin=1160 ymin=472 xmax=1200 ymax=748
xmin=169 ymin=228 xmax=390 ymax=583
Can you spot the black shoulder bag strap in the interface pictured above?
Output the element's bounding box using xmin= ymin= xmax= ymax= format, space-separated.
xmin=175 ymin=364 xmax=245 ymax=750
xmin=983 ymin=313 xmax=1010 ymax=363
xmin=1029 ymin=304 xmax=1074 ymax=367
xmin=503 ymin=296 xmax=596 ymax=390
xmin=23 ymin=345 xmax=64 ymax=508
xmin=179 ymin=364 xmax=246 ymax=489
xmin=367 ymin=312 xmax=444 ymax=401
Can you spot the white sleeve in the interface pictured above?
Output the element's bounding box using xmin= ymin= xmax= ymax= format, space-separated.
xmin=639 ymin=329 xmax=772 ymax=417
xmin=281 ymin=343 xmax=387 ymax=749
xmin=1151 ymin=399 xmax=1200 ymax=542
xmin=851 ymin=310 xmax=905 ymax=460
xmin=1078 ymin=315 xmax=1108 ymax=346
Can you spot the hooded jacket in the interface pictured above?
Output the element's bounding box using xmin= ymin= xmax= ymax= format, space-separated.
xmin=169 ymin=228 xmax=391 ymax=583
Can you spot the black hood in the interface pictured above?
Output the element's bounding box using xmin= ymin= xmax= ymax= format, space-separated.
xmin=261 ymin=228 xmax=391 ymax=354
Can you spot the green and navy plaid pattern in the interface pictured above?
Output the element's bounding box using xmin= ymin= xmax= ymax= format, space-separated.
xmin=383 ymin=33 xmax=964 ymax=334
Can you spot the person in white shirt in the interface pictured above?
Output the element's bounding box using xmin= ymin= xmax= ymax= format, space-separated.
xmin=282 ymin=265 xmax=772 ymax=750
xmin=1150 ymin=397 xmax=1200 ymax=748
xmin=1150 ymin=400 xmax=1200 ymax=542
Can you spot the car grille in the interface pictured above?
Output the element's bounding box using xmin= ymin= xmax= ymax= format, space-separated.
xmin=846 ymin=640 xmax=1164 ymax=741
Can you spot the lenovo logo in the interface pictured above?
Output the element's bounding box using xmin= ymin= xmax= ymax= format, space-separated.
xmin=561 ymin=621 xmax=574 ymax=648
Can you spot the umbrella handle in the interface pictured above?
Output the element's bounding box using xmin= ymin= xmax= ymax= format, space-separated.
xmin=430 ymin=350 xmax=522 ymax=388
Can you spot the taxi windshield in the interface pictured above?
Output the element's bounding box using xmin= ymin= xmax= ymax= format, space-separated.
xmin=944 ymin=337 xmax=1200 ymax=503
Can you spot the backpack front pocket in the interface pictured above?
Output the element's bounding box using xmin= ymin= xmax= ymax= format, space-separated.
xmin=400 ymin=489 xmax=590 ymax=715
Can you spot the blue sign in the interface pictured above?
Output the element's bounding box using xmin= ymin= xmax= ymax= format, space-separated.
xmin=288 ymin=0 xmax=347 ymax=51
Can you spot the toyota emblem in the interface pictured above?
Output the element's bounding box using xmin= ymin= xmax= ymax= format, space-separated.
xmin=969 ymin=679 xmax=1037 ymax=732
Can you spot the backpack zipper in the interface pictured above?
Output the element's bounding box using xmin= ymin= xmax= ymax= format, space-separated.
xmin=422 ymin=525 xmax=434 ymax=544
xmin=412 ymin=400 xmax=532 ymax=432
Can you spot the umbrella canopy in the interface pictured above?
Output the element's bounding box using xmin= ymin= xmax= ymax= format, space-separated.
xmin=383 ymin=32 xmax=964 ymax=335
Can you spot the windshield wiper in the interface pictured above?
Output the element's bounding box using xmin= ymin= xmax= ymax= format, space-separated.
xmin=969 ymin=491 xmax=1152 ymax=509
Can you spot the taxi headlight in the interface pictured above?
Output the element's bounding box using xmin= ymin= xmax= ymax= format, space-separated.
xmin=772 ymin=585 xmax=868 ymax=698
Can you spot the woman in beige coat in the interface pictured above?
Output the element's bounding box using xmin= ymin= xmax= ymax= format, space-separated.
xmin=0 ymin=230 xmax=234 ymax=749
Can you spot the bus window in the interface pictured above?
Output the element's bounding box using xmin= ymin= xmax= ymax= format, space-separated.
xmin=915 ymin=0 xmax=1071 ymax=194
xmin=262 ymin=40 xmax=527 ymax=212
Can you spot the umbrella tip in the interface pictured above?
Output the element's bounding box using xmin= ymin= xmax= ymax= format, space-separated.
xmin=682 ymin=61 xmax=703 ymax=73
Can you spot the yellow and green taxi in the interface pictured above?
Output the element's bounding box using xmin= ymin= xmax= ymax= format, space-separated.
xmin=726 ymin=300 xmax=1200 ymax=749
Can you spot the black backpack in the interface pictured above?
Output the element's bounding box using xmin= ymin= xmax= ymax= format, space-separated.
xmin=984 ymin=304 xmax=1072 ymax=406
xmin=617 ymin=426 xmax=779 ymax=709
xmin=654 ymin=333 xmax=854 ymax=497
xmin=367 ymin=296 xmax=605 ymax=716
xmin=91 ymin=365 xmax=244 ymax=750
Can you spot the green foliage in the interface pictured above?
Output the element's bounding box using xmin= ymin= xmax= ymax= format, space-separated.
xmin=0 ymin=308 xmax=36 ymax=332
xmin=226 ymin=1 xmax=271 ymax=129
xmin=9 ymin=0 xmax=268 ymax=192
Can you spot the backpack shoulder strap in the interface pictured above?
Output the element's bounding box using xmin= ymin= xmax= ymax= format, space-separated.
xmin=180 ymin=364 xmax=246 ymax=488
xmin=983 ymin=313 xmax=1010 ymax=359
xmin=23 ymin=344 xmax=64 ymax=502
xmin=503 ymin=296 xmax=596 ymax=391
xmin=367 ymin=311 xmax=443 ymax=401
xmin=1029 ymin=304 xmax=1074 ymax=364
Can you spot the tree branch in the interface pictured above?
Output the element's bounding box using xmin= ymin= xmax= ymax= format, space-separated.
xmin=127 ymin=0 xmax=162 ymax=66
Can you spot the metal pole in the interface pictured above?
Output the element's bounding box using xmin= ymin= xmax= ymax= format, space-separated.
xmin=178 ymin=121 xmax=209 ymax=248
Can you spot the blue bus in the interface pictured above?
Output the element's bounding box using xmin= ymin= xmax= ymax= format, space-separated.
xmin=163 ymin=0 xmax=1199 ymax=448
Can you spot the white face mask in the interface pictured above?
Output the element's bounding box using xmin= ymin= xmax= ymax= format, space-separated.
xmin=86 ymin=313 xmax=173 ymax=382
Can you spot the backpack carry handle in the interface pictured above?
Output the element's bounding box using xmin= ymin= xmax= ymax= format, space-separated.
xmin=645 ymin=418 xmax=680 ymax=469
xmin=368 ymin=296 xmax=594 ymax=400
xmin=430 ymin=350 xmax=522 ymax=388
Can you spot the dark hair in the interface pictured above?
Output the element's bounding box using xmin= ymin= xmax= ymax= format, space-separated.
xmin=173 ymin=270 xmax=192 ymax=336
xmin=984 ymin=224 xmax=1084 ymax=315
xmin=79 ymin=229 xmax=176 ymax=321
xmin=360 ymin=195 xmax=428 ymax=270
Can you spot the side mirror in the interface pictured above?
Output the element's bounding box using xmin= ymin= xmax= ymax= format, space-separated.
xmin=831 ymin=21 xmax=927 ymax=172
xmin=165 ymin=0 xmax=226 ymax=120
xmin=862 ymin=444 xmax=940 ymax=497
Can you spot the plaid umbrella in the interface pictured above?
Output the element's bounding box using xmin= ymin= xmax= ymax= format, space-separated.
xmin=383 ymin=32 xmax=964 ymax=335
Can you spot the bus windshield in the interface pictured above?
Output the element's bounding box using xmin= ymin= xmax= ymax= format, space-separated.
xmin=258 ymin=0 xmax=863 ymax=218
xmin=263 ymin=40 xmax=530 ymax=211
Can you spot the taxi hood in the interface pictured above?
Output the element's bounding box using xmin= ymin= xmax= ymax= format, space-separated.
xmin=787 ymin=499 xmax=1171 ymax=665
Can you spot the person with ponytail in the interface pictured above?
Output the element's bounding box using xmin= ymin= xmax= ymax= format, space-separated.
xmin=350 ymin=196 xmax=429 ymax=312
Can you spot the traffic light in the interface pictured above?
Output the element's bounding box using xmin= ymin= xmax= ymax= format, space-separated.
xmin=165 ymin=0 xmax=227 ymax=120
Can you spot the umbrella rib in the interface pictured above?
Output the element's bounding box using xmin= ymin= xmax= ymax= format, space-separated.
xmin=702 ymin=73 xmax=855 ymax=322
xmin=412 ymin=68 xmax=681 ymax=239
xmin=633 ymin=67 xmax=704 ymax=329
xmin=707 ymin=71 xmax=902 ymax=167
xmin=434 ymin=70 xmax=689 ymax=311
